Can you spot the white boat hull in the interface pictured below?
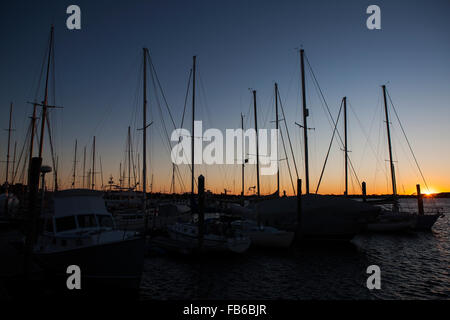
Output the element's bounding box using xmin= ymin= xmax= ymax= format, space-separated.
xmin=167 ymin=224 xmax=251 ymax=254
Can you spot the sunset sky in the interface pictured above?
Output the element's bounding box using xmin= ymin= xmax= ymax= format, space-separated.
xmin=1 ymin=0 xmax=449 ymax=195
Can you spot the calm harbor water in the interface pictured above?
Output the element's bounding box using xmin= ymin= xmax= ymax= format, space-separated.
xmin=140 ymin=198 xmax=449 ymax=300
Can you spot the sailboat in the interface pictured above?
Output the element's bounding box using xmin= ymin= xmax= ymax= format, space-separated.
xmin=230 ymin=219 xmax=294 ymax=248
xmin=366 ymin=85 xmax=443 ymax=232
xmin=237 ymin=50 xmax=380 ymax=242
xmin=162 ymin=57 xmax=251 ymax=254
xmin=104 ymin=127 xmax=143 ymax=213
xmin=167 ymin=215 xmax=251 ymax=254
xmin=231 ymin=86 xmax=294 ymax=248
xmin=0 ymin=103 xmax=20 ymax=221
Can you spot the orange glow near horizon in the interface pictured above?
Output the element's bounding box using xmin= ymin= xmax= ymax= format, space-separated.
xmin=422 ymin=187 xmax=439 ymax=197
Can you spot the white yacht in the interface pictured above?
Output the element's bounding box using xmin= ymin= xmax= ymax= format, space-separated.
xmin=167 ymin=217 xmax=251 ymax=254
xmin=33 ymin=189 xmax=145 ymax=290
xmin=104 ymin=189 xmax=143 ymax=211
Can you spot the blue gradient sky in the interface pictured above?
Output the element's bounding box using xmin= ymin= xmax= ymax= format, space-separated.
xmin=1 ymin=0 xmax=449 ymax=194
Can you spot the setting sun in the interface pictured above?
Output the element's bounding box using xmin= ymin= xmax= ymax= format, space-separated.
xmin=422 ymin=188 xmax=438 ymax=196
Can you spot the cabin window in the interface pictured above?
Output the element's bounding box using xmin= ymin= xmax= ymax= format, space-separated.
xmin=55 ymin=216 xmax=77 ymax=232
xmin=77 ymin=214 xmax=97 ymax=228
xmin=97 ymin=215 xmax=113 ymax=228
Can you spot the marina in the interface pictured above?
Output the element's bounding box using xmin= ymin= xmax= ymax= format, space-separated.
xmin=1 ymin=0 xmax=449 ymax=303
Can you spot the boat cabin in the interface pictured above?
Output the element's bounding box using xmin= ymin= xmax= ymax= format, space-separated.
xmin=44 ymin=190 xmax=115 ymax=235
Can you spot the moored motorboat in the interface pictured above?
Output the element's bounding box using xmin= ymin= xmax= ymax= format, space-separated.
xmin=33 ymin=189 xmax=145 ymax=291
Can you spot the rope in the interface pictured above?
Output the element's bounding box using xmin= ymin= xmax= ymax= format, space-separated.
xmin=316 ymin=99 xmax=343 ymax=194
xmin=277 ymin=87 xmax=299 ymax=179
xmin=386 ymin=89 xmax=430 ymax=192
xmin=305 ymin=53 xmax=361 ymax=192
xmin=279 ymin=127 xmax=296 ymax=194
xmin=180 ymin=69 xmax=192 ymax=129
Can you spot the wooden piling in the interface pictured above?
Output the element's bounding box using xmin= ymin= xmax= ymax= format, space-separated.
xmin=24 ymin=157 xmax=42 ymax=278
xmin=296 ymin=179 xmax=302 ymax=241
xmin=416 ymin=184 xmax=424 ymax=215
xmin=198 ymin=175 xmax=205 ymax=250
xmin=362 ymin=181 xmax=367 ymax=202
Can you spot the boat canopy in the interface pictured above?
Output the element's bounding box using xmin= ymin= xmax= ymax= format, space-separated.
xmin=53 ymin=190 xmax=109 ymax=218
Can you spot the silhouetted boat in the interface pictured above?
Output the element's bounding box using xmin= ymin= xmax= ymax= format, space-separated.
xmin=33 ymin=189 xmax=145 ymax=290
xmin=367 ymin=213 xmax=416 ymax=232
xmin=231 ymin=219 xmax=294 ymax=248
xmin=366 ymin=85 xmax=443 ymax=232
xmin=167 ymin=217 xmax=251 ymax=253
xmin=241 ymin=195 xmax=379 ymax=241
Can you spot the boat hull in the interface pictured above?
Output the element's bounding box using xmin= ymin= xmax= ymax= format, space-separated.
xmin=415 ymin=214 xmax=443 ymax=231
xmin=366 ymin=212 xmax=443 ymax=232
xmin=167 ymin=227 xmax=251 ymax=254
xmin=34 ymin=236 xmax=145 ymax=291
xmin=367 ymin=220 xmax=415 ymax=232
xmin=241 ymin=196 xmax=378 ymax=241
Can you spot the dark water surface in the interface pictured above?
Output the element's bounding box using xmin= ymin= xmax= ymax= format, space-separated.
xmin=140 ymin=198 xmax=449 ymax=300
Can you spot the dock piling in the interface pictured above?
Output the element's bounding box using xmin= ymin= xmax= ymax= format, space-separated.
xmin=198 ymin=175 xmax=205 ymax=251
xmin=296 ymin=179 xmax=302 ymax=241
xmin=24 ymin=156 xmax=42 ymax=278
xmin=362 ymin=181 xmax=367 ymax=202
xmin=416 ymin=184 xmax=424 ymax=215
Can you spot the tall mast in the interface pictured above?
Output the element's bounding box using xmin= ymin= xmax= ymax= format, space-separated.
xmin=100 ymin=156 xmax=104 ymax=190
xmin=11 ymin=141 xmax=17 ymax=185
xmin=382 ymin=85 xmax=397 ymax=200
xmin=38 ymin=25 xmax=54 ymax=159
xmin=82 ymin=146 xmax=86 ymax=188
xmin=131 ymin=139 xmax=136 ymax=187
xmin=343 ymin=97 xmax=348 ymax=196
xmin=119 ymin=162 xmax=122 ymax=189
xmin=72 ymin=139 xmax=77 ymax=188
xmin=171 ymin=163 xmax=175 ymax=194
xmin=128 ymin=126 xmax=131 ymax=190
xmin=5 ymin=103 xmax=13 ymax=185
xmin=28 ymin=103 xmax=38 ymax=182
xmin=137 ymin=153 xmax=140 ymax=191
xmin=253 ymin=90 xmax=260 ymax=197
xmin=142 ymin=48 xmax=148 ymax=212
xmin=91 ymin=136 xmax=95 ymax=190
xmin=241 ymin=113 xmax=245 ymax=198
xmin=300 ymin=49 xmax=310 ymax=194
xmin=275 ymin=83 xmax=280 ymax=196
xmin=191 ymin=56 xmax=197 ymax=200
xmin=55 ymin=156 xmax=59 ymax=191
